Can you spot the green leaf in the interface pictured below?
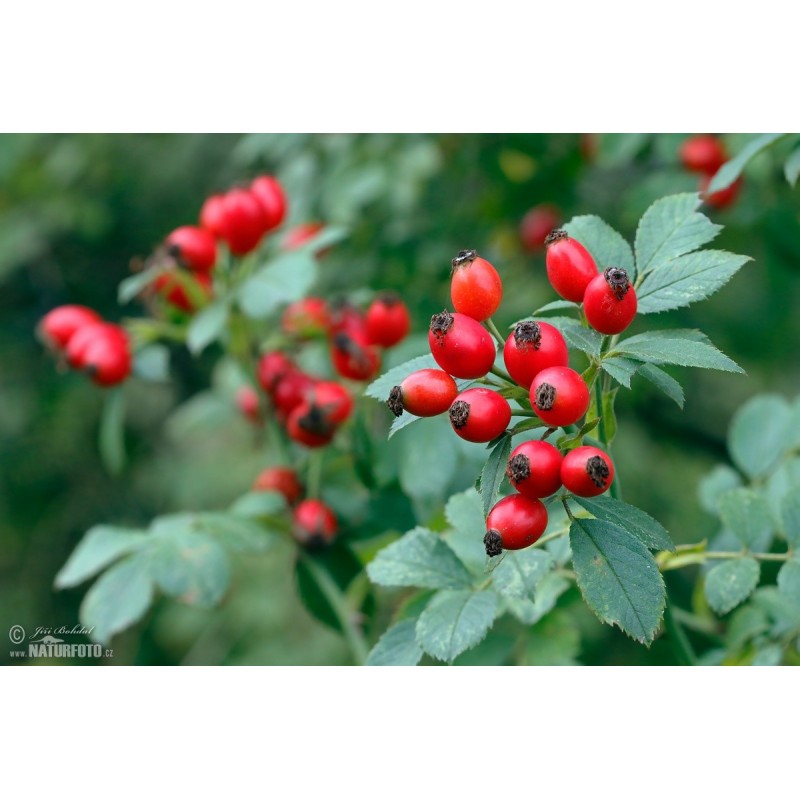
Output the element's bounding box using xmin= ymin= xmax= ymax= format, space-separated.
xmin=637 ymin=363 xmax=684 ymax=408
xmin=613 ymin=329 xmax=743 ymax=373
xmin=531 ymin=299 xmax=579 ymax=316
xmin=505 ymin=572 xmax=571 ymax=625
xmin=572 ymin=495 xmax=675 ymax=552
xmin=635 ymin=193 xmax=721 ymax=278
xmin=228 ymin=491 xmax=287 ymax=518
xmin=443 ymin=489 xmax=487 ymax=575
xmin=366 ymin=527 xmax=472 ymax=590
xmin=291 ymin=225 xmax=348 ymax=254
xmin=704 ymin=558 xmax=760 ymax=615
xmin=601 ymin=356 xmax=638 ymax=388
xmin=781 ymin=493 xmax=800 ymax=549
xmin=133 ymin=343 xmax=170 ymax=382
xmin=728 ymin=394 xmax=792 ymax=479
xmin=545 ymin=316 xmax=602 ymax=357
xmin=637 ymin=250 xmax=751 ymax=314
xmin=777 ymin=559 xmax=800 ymax=606
xmin=149 ymin=530 xmax=230 ymax=608
xmin=188 ymin=512 xmax=276 ymax=553
xmin=753 ymin=644 xmax=784 ymax=667
xmin=726 ymin=605 xmax=769 ymax=650
xmin=784 ymin=147 xmax=800 ymax=187
xmin=698 ymin=465 xmax=743 ymax=515
xmin=563 ymin=215 xmax=635 ymax=280
xmin=237 ymin=252 xmax=317 ymax=319
xmin=55 ymin=525 xmax=147 ymax=589
xmin=569 ymin=517 xmax=665 ymax=645
xmin=491 ymin=549 xmax=554 ymax=600
xmin=397 ymin=417 xmax=458 ymax=504
xmin=707 ymin=133 xmax=786 ymax=193
xmin=718 ymin=488 xmax=774 ymax=549
xmin=388 ymin=411 xmax=421 ymax=438
xmin=80 ymin=554 xmax=154 ymax=644
xmin=522 ymin=609 xmax=581 ymax=665
xmin=480 ymin=435 xmax=511 ymax=516
xmin=99 ymin=388 xmax=126 ymax=476
xmin=186 ymin=300 xmax=229 ymax=355
xmin=366 ymin=618 xmax=423 ymax=666
xmin=415 ymin=590 xmax=498 ymax=662
xmin=118 ymin=266 xmax=163 ymax=304
xmin=365 ymin=354 xmax=436 ymax=401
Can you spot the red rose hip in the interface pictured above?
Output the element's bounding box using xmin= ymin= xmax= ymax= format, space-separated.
xmin=220 ymin=188 xmax=268 ymax=255
xmin=428 ymin=310 xmax=496 ymax=379
xmin=700 ymin=174 xmax=742 ymax=209
xmin=37 ymin=305 xmax=102 ymax=351
xmin=507 ymin=440 xmax=563 ymax=498
xmin=484 ymin=495 xmax=548 ymax=555
xmin=561 ymin=446 xmax=615 ymax=497
xmin=287 ymin=402 xmax=336 ymax=448
xmin=544 ymin=230 xmax=598 ymax=302
xmin=365 ymin=293 xmax=411 ymax=348
xmin=165 ymin=226 xmax=217 ymax=272
xmin=292 ymin=499 xmax=338 ymax=548
xmin=253 ymin=466 xmax=303 ymax=506
xmin=530 ymin=366 xmax=590 ymax=427
xmin=330 ymin=330 xmax=381 ymax=381
xmin=387 ymin=369 xmax=458 ymax=418
xmin=583 ymin=267 xmax=638 ymax=335
xmin=282 ymin=298 xmax=331 ymax=339
xmin=520 ymin=205 xmax=560 ymax=252
xmin=450 ymin=249 xmax=503 ymax=322
xmin=250 ymin=175 xmax=288 ymax=232
xmin=680 ymin=134 xmax=727 ymax=175
xmin=503 ymin=320 xmax=569 ymax=389
xmin=308 ymin=381 xmax=353 ymax=425
xmin=448 ymin=387 xmax=511 ymax=443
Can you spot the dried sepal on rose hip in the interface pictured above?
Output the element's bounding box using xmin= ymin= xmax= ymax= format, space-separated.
xmin=448 ymin=388 xmax=511 ymax=443
xmin=561 ymin=446 xmax=615 ymax=497
xmin=365 ymin=292 xmax=411 ymax=348
xmin=292 ymin=499 xmax=338 ymax=549
xmin=544 ymin=229 xmax=598 ymax=302
xmin=530 ymin=366 xmax=590 ymax=427
xmin=583 ymin=267 xmax=638 ymax=335
xmin=287 ymin=402 xmax=336 ymax=448
xmin=506 ymin=440 xmax=563 ymax=499
xmin=428 ymin=310 xmax=496 ymax=379
xmin=449 ymin=249 xmax=503 ymax=322
xmin=387 ymin=369 xmax=457 ymax=418
xmin=503 ymin=320 xmax=569 ymax=389
xmin=484 ymin=494 xmax=548 ymax=556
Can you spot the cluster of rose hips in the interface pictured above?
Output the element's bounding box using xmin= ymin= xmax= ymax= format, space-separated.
xmin=680 ymin=134 xmax=739 ymax=209
xmin=252 ymin=466 xmax=337 ymax=549
xmin=387 ymin=237 xmax=634 ymax=557
xmin=37 ymin=305 xmax=132 ymax=386
xmin=237 ymin=292 xmax=410 ymax=450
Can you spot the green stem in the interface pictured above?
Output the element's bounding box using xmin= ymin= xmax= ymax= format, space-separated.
xmin=535 ymin=526 xmax=570 ymax=548
xmin=704 ymin=550 xmax=791 ymax=562
xmin=512 ymin=409 xmax=538 ymax=418
xmin=485 ymin=317 xmax=506 ymax=346
xmin=298 ymin=553 xmax=369 ymax=665
xmin=561 ymin=496 xmax=575 ymax=522
xmin=489 ymin=364 xmax=514 ymax=384
xmin=664 ymin=601 xmax=697 ymax=666
xmin=306 ymin=450 xmax=324 ymax=499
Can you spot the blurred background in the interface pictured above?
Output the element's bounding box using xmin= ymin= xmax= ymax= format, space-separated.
xmin=2 ymin=133 xmax=799 ymax=665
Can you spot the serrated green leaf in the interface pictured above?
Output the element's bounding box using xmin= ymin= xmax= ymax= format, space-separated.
xmin=415 ymin=589 xmax=498 ymax=662
xmin=388 ymin=411 xmax=421 ymax=438
xmin=367 ymin=618 xmax=423 ymax=666
xmin=777 ymin=559 xmax=800 ymax=606
xmin=601 ymin=356 xmax=638 ymax=388
xmin=508 ymin=417 xmax=546 ymax=435
xmin=118 ymin=266 xmax=163 ymax=304
xmin=707 ymin=133 xmax=786 ymax=193
xmin=505 ymin=572 xmax=571 ymax=625
xmin=637 ymin=250 xmax=751 ymax=314
xmin=366 ymin=527 xmax=471 ymax=589
xmin=637 ymin=363 xmax=684 ymax=408
xmin=613 ymin=329 xmax=743 ymax=373
xmin=698 ymin=465 xmax=743 ymax=515
xmin=572 ymin=495 xmax=674 ymax=552
xmin=237 ymin=252 xmax=317 ymax=319
xmin=569 ymin=517 xmax=665 ymax=645
xmin=728 ymin=394 xmax=792 ymax=479
xmin=784 ymin=147 xmax=800 ymax=187
xmin=531 ymin=299 xmax=579 ymax=316
xmin=718 ymin=488 xmax=773 ymax=550
xmin=149 ymin=530 xmax=230 ymax=608
xmin=80 ymin=554 xmax=154 ymax=644
xmin=781 ymin=493 xmax=800 ymax=549
xmin=491 ymin=549 xmax=554 ymax=600
xmin=480 ymin=435 xmax=511 ymax=516
xmin=99 ymin=388 xmax=126 ymax=476
xmin=635 ymin=193 xmax=721 ymax=278
xmin=563 ymin=214 xmax=635 ymax=280
xmin=364 ymin=353 xmax=437 ymax=401
xmin=705 ymin=557 xmax=760 ymax=615
xmin=397 ymin=417 xmax=458 ymax=504
xmin=545 ymin=316 xmax=602 ymax=357
xmin=55 ymin=525 xmax=147 ymax=589
xmin=443 ymin=489 xmax=487 ymax=574
xmin=186 ymin=300 xmax=229 ymax=354
xmin=521 ymin=608 xmax=581 ymax=665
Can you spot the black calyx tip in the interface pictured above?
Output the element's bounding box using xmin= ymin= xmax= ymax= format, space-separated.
xmin=377 ymin=291 xmax=401 ymax=306
xmin=299 ymin=404 xmax=334 ymax=436
xmin=535 ymin=382 xmax=556 ymax=411
xmin=166 ymin=243 xmax=183 ymax=262
xmin=513 ymin=320 xmax=542 ymax=351
xmin=430 ymin=309 xmax=454 ymax=342
xmin=544 ymin=229 xmax=569 ymax=247
xmin=586 ymin=455 xmax=610 ymax=488
xmin=484 ymin=530 xmax=503 ymax=557
xmin=451 ymin=249 xmax=478 ymax=271
xmin=507 ymin=453 xmax=531 ymax=484
xmin=449 ymin=400 xmax=470 ymax=430
xmin=604 ymin=267 xmax=631 ymax=301
xmin=387 ymin=386 xmax=404 ymax=417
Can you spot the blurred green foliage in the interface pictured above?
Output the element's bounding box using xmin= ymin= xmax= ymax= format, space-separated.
xmin=2 ymin=133 xmax=799 ymax=665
